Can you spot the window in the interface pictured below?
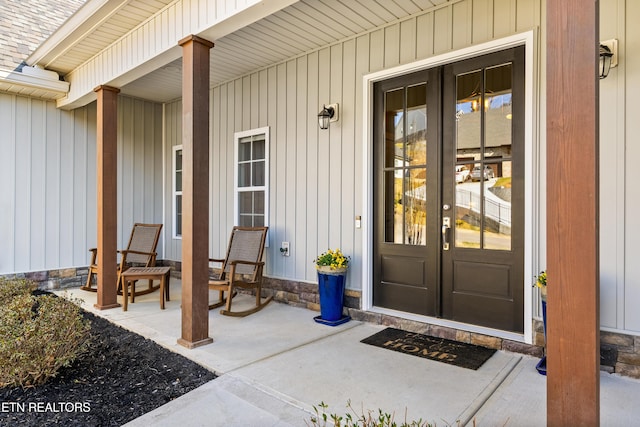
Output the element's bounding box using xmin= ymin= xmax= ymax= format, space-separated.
xmin=235 ymin=127 xmax=269 ymax=228
xmin=172 ymin=145 xmax=182 ymax=238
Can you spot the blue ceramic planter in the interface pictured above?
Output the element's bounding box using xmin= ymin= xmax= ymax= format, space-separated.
xmin=536 ymin=299 xmax=547 ymax=375
xmin=314 ymin=269 xmax=351 ymax=326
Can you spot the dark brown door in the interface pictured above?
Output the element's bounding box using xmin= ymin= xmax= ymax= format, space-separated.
xmin=373 ymin=46 xmax=525 ymax=333
xmin=373 ymin=69 xmax=441 ymax=316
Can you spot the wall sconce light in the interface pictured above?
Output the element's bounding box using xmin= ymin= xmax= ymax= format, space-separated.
xmin=599 ymin=39 xmax=618 ymax=79
xmin=318 ymin=103 xmax=339 ymax=130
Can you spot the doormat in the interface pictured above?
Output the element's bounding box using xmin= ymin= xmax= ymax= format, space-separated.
xmin=360 ymin=328 xmax=496 ymax=370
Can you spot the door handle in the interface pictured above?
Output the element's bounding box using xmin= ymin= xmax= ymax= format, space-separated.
xmin=442 ymin=217 xmax=451 ymax=251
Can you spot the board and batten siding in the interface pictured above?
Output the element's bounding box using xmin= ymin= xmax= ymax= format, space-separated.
xmin=611 ymin=0 xmax=640 ymax=334
xmin=0 ymin=92 xmax=163 ymax=274
xmin=163 ymin=0 xmax=543 ymax=293
xmin=162 ymin=100 xmax=182 ymax=261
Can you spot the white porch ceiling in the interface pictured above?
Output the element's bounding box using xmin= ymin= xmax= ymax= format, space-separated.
xmin=47 ymin=0 xmax=453 ymax=103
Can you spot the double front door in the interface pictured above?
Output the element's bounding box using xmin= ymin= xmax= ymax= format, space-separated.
xmin=373 ymin=46 xmax=525 ymax=333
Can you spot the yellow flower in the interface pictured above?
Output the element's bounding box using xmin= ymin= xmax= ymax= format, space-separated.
xmin=535 ymin=271 xmax=547 ymax=288
xmin=314 ymin=248 xmax=350 ymax=269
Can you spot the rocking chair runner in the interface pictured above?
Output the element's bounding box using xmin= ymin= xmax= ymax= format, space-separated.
xmin=209 ymin=226 xmax=272 ymax=317
xmin=82 ymin=223 xmax=163 ymax=296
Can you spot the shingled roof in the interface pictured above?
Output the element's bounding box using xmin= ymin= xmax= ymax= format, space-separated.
xmin=0 ymin=0 xmax=86 ymax=71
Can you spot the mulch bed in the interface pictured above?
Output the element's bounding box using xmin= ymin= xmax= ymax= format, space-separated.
xmin=0 ymin=302 xmax=217 ymax=426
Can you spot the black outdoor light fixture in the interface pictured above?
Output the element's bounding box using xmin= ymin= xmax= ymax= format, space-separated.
xmin=599 ymin=44 xmax=613 ymax=79
xmin=318 ymin=103 xmax=338 ymax=130
xmin=599 ymin=39 xmax=618 ymax=80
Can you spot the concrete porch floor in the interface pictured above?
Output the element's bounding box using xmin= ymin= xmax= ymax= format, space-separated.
xmin=57 ymin=280 xmax=640 ymax=426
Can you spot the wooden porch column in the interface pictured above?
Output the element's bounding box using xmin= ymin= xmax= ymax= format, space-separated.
xmin=94 ymin=85 xmax=120 ymax=310
xmin=547 ymin=1 xmax=600 ymax=425
xmin=177 ymin=35 xmax=214 ymax=349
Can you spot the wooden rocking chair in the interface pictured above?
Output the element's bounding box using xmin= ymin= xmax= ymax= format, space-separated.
xmin=82 ymin=223 xmax=163 ymax=296
xmin=208 ymin=226 xmax=272 ymax=317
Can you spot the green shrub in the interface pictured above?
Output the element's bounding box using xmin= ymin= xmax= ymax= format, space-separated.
xmin=0 ymin=277 xmax=36 ymax=306
xmin=0 ymin=279 xmax=91 ymax=388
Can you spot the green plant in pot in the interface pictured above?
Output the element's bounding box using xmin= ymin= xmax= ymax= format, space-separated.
xmin=535 ymin=270 xmax=547 ymax=300
xmin=314 ymin=248 xmax=350 ymax=273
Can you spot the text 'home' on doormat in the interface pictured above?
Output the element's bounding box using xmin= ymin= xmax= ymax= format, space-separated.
xmin=360 ymin=328 xmax=496 ymax=370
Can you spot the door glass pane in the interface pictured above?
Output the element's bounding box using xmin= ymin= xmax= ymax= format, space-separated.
xmin=455 ymin=165 xmax=481 ymax=248
xmin=404 ymin=169 xmax=426 ymax=245
xmin=406 ymin=84 xmax=427 ymax=167
xmin=456 ymin=70 xmax=482 ymax=153
xmin=454 ymin=63 xmax=513 ymax=251
xmin=383 ymin=83 xmax=427 ymax=246
xmin=385 ymin=89 xmax=404 ymax=169
xmin=454 ymin=69 xmax=482 ymax=248
xmin=484 ymin=161 xmax=512 ymax=250
xmin=384 ymin=171 xmax=403 ymax=244
xmin=485 ymin=64 xmax=513 ymax=158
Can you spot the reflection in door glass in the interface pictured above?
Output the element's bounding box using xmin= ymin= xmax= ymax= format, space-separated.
xmin=385 ymin=89 xmax=403 ymax=169
xmin=485 ymin=64 xmax=513 ymax=158
xmin=405 ymin=169 xmax=426 ymax=245
xmin=455 ymin=70 xmax=482 ymax=152
xmin=384 ymin=171 xmax=402 ymax=244
xmin=406 ymin=84 xmax=427 ymax=167
xmin=454 ymin=64 xmax=512 ymax=251
xmin=455 ymin=162 xmax=481 ymax=248
xmin=484 ymin=161 xmax=511 ymax=250
xmin=383 ymin=83 xmax=427 ymax=245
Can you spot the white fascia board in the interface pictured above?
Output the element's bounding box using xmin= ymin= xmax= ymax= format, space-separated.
xmin=26 ymin=0 xmax=130 ymax=69
xmin=0 ymin=66 xmax=69 ymax=94
xmin=57 ymin=92 xmax=97 ymax=111
xmin=56 ymin=48 xmax=183 ymax=110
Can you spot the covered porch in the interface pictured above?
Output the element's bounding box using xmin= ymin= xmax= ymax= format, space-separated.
xmin=21 ymin=0 xmax=611 ymax=424
xmin=57 ymin=283 xmax=639 ymax=426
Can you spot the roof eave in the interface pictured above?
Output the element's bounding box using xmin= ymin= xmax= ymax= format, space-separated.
xmin=0 ymin=66 xmax=70 ymax=98
xmin=26 ymin=0 xmax=131 ymax=72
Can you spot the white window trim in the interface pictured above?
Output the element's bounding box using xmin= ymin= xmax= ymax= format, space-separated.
xmin=172 ymin=145 xmax=182 ymax=239
xmin=234 ymin=127 xmax=270 ymax=235
xmin=361 ymin=30 xmax=537 ymax=344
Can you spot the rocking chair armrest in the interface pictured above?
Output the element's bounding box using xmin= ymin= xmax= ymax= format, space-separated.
xmin=88 ymin=248 xmax=98 ymax=265
xmin=229 ymin=260 xmax=265 ymax=267
xmin=118 ymin=250 xmax=157 ymax=268
xmin=120 ymin=249 xmax=157 ymax=257
xmin=228 ymin=260 xmax=265 ymax=279
xmin=208 ymin=257 xmax=225 ymax=264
